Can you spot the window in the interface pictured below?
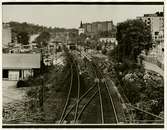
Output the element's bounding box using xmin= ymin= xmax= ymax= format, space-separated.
xmin=8 ymin=70 xmax=20 ymax=80
xmin=24 ymin=46 xmax=30 ymax=49
xmin=155 ymin=32 xmax=159 ymax=35
xmin=3 ymin=70 xmax=8 ymax=78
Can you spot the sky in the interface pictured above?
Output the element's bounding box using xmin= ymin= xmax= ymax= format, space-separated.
xmin=3 ymin=4 xmax=163 ymax=29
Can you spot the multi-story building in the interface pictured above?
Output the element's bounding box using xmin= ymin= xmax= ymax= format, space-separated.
xmin=138 ymin=11 xmax=164 ymax=69
xmin=137 ymin=12 xmax=164 ymax=42
xmin=92 ymin=22 xmax=98 ymax=33
xmin=80 ymin=20 xmax=115 ymax=35
xmin=86 ymin=23 xmax=92 ymax=33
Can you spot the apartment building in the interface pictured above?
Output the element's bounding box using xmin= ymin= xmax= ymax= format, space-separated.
xmin=80 ymin=20 xmax=115 ymax=35
xmin=138 ymin=12 xmax=164 ymax=68
xmin=138 ymin=12 xmax=164 ymax=42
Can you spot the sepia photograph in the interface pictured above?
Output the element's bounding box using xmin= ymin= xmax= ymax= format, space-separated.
xmin=2 ymin=1 xmax=164 ymax=128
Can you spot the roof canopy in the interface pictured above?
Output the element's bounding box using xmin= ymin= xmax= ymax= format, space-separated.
xmin=3 ymin=54 xmax=41 ymax=69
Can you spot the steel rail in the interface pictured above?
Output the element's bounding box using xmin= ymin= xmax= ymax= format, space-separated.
xmin=76 ymin=89 xmax=98 ymax=120
xmin=97 ymin=82 xmax=104 ymax=123
xmin=88 ymin=55 xmax=120 ymax=123
xmin=108 ymin=78 xmax=128 ymax=123
xmin=88 ymin=60 xmax=104 ymax=124
xmin=104 ymin=81 xmax=119 ymax=123
xmin=126 ymin=104 xmax=164 ymax=120
xmin=71 ymin=54 xmax=81 ymax=123
xmin=107 ymin=72 xmax=135 ymax=123
xmin=98 ymin=56 xmax=130 ymax=123
xmin=93 ymin=61 xmax=118 ymax=123
xmin=59 ymin=64 xmax=73 ymax=124
xmin=61 ymin=83 xmax=97 ymax=122
xmin=60 ymin=48 xmax=122 ymax=123
xmin=77 ymin=51 xmax=105 ymax=123
xmin=60 ymin=48 xmax=96 ymax=123
xmin=91 ymin=55 xmax=129 ymax=123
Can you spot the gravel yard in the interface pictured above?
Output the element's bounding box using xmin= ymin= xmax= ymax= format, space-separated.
xmin=3 ymin=81 xmax=30 ymax=124
xmin=3 ymin=81 xmax=28 ymax=105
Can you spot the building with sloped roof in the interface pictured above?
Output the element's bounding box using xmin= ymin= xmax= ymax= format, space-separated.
xmin=78 ymin=21 xmax=85 ymax=35
xmin=3 ymin=54 xmax=41 ymax=80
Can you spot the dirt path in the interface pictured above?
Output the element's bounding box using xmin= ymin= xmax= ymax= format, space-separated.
xmin=3 ymin=81 xmax=30 ymax=124
xmin=143 ymin=61 xmax=164 ymax=76
xmin=3 ymin=81 xmax=28 ymax=105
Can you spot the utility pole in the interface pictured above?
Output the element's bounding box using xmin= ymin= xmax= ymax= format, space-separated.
xmin=39 ymin=75 xmax=44 ymax=112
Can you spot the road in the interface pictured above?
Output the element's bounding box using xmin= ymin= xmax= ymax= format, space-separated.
xmin=143 ymin=61 xmax=164 ymax=76
xmin=3 ymin=81 xmax=28 ymax=105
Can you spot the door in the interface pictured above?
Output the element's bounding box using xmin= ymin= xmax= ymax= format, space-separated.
xmin=3 ymin=70 xmax=8 ymax=79
xmin=8 ymin=70 xmax=20 ymax=80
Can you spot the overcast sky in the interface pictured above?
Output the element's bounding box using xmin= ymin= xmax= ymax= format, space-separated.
xmin=3 ymin=5 xmax=163 ymax=28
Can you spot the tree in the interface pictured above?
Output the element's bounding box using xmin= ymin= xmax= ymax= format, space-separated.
xmin=17 ymin=31 xmax=29 ymax=45
xmin=35 ymin=31 xmax=51 ymax=48
xmin=102 ymin=48 xmax=107 ymax=55
xmin=112 ymin=19 xmax=152 ymax=62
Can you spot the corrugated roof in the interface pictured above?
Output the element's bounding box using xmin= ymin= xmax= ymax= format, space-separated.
xmin=3 ymin=54 xmax=41 ymax=69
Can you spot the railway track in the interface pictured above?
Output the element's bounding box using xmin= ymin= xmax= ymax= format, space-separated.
xmin=78 ymin=50 xmax=127 ymax=123
xmin=87 ymin=60 xmax=119 ymax=123
xmin=61 ymin=47 xmax=163 ymax=124
xmin=59 ymin=47 xmax=99 ymax=124
xmin=58 ymin=47 xmax=126 ymax=124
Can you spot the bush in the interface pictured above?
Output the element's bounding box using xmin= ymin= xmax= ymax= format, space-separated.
xmin=17 ymin=80 xmax=28 ymax=88
xmin=102 ymin=48 xmax=107 ymax=55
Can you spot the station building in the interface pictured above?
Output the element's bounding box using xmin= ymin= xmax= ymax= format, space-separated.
xmin=3 ymin=54 xmax=41 ymax=81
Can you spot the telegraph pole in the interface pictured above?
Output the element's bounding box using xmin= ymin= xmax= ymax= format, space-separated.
xmin=39 ymin=75 xmax=44 ymax=112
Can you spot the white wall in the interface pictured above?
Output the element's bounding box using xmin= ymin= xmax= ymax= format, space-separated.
xmin=4 ymin=69 xmax=33 ymax=81
xmin=79 ymin=28 xmax=85 ymax=35
xmin=142 ymin=16 xmax=164 ymax=41
xmin=2 ymin=26 xmax=12 ymax=47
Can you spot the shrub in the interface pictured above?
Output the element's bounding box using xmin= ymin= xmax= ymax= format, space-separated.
xmin=17 ymin=80 xmax=28 ymax=88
